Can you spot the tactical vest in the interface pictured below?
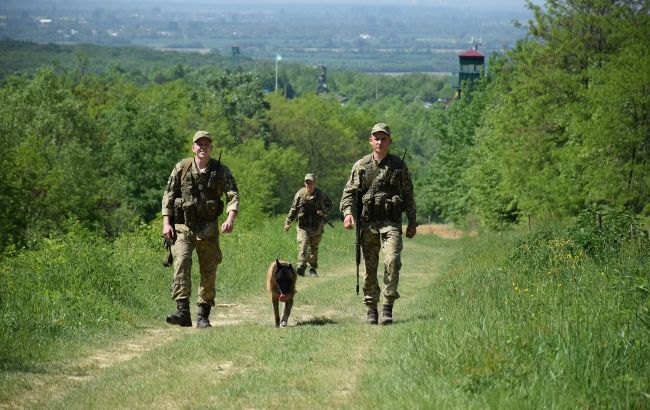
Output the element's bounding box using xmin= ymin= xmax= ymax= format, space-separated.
xmin=297 ymin=187 xmax=324 ymax=229
xmin=359 ymin=153 xmax=405 ymax=223
xmin=173 ymin=158 xmax=225 ymax=229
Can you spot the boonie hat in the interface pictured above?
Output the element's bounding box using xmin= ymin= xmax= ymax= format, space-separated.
xmin=371 ymin=122 xmax=391 ymax=137
xmin=193 ymin=130 xmax=213 ymax=143
xmin=304 ymin=173 xmax=316 ymax=182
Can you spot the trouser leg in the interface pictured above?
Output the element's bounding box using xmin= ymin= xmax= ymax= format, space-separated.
xmin=296 ymin=228 xmax=309 ymax=269
xmin=361 ymin=229 xmax=381 ymax=307
xmin=381 ymin=230 xmax=403 ymax=305
xmin=171 ymin=231 xmax=195 ymax=301
xmin=196 ymin=237 xmax=222 ymax=306
xmin=307 ymin=229 xmax=322 ymax=268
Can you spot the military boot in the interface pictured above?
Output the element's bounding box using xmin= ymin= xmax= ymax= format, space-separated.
xmin=366 ymin=306 xmax=378 ymax=325
xmin=197 ymin=303 xmax=212 ymax=328
xmin=297 ymin=266 xmax=306 ymax=276
xmin=166 ymin=298 xmax=192 ymax=327
xmin=380 ymin=304 xmax=393 ymax=325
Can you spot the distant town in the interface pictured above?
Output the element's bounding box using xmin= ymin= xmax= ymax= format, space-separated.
xmin=0 ymin=2 xmax=529 ymax=73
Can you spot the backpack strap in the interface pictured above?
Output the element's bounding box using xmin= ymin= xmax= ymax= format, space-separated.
xmin=180 ymin=158 xmax=193 ymax=182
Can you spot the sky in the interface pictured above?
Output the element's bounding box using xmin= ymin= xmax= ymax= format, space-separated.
xmin=10 ymin=0 xmax=531 ymax=12
xmin=150 ymin=0 xmax=528 ymax=9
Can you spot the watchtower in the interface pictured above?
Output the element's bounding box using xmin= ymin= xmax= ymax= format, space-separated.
xmin=457 ymin=37 xmax=484 ymax=96
xmin=316 ymin=65 xmax=328 ymax=94
xmin=231 ymin=45 xmax=240 ymax=68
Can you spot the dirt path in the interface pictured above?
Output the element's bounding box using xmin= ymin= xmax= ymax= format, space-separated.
xmin=2 ymin=228 xmax=461 ymax=409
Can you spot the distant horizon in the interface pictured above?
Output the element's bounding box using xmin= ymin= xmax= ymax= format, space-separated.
xmin=3 ymin=0 xmax=532 ymax=12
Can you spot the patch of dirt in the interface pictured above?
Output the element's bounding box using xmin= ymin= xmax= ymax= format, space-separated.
xmin=407 ymin=224 xmax=476 ymax=239
xmin=79 ymin=328 xmax=180 ymax=370
xmin=2 ymin=327 xmax=182 ymax=409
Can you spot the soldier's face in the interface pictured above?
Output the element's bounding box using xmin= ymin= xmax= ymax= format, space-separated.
xmin=369 ymin=132 xmax=391 ymax=157
xmin=192 ymin=138 xmax=213 ymax=158
xmin=304 ymin=179 xmax=315 ymax=194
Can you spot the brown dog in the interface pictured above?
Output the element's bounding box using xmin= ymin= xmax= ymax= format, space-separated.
xmin=267 ymin=259 xmax=297 ymax=327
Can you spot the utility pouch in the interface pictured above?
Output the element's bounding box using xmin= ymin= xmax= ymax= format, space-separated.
xmin=173 ymin=198 xmax=185 ymax=225
xmin=374 ymin=192 xmax=388 ymax=220
xmin=183 ymin=200 xmax=198 ymax=229
xmin=389 ymin=169 xmax=403 ymax=186
xmin=385 ymin=197 xmax=393 ymax=217
xmin=204 ymin=199 xmax=224 ymax=219
xmin=390 ymin=195 xmax=403 ymax=221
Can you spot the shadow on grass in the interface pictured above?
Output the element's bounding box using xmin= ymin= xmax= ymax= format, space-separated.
xmin=295 ymin=316 xmax=338 ymax=326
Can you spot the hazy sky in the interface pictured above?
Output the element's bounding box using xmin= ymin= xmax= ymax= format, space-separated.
xmin=158 ymin=0 xmax=528 ymax=9
xmin=12 ymin=0 xmax=531 ymax=12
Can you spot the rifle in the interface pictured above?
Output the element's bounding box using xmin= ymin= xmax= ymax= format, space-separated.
xmin=216 ymin=149 xmax=222 ymax=171
xmin=354 ymin=169 xmax=365 ymax=295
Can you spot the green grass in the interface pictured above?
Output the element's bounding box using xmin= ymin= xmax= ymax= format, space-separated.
xmin=1 ymin=220 xmax=648 ymax=408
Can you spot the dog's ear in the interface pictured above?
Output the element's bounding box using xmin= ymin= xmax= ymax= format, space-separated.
xmin=289 ymin=263 xmax=293 ymax=270
xmin=276 ymin=258 xmax=280 ymax=266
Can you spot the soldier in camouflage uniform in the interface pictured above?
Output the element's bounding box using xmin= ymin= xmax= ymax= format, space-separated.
xmin=340 ymin=123 xmax=417 ymax=325
xmin=161 ymin=130 xmax=240 ymax=328
xmin=284 ymin=174 xmax=333 ymax=277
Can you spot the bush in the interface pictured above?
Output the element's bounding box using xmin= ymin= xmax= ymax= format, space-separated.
xmin=568 ymin=205 xmax=648 ymax=258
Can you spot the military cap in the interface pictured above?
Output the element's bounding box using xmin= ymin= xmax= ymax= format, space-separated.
xmin=193 ymin=130 xmax=213 ymax=143
xmin=371 ymin=123 xmax=391 ymax=137
xmin=304 ymin=173 xmax=316 ymax=182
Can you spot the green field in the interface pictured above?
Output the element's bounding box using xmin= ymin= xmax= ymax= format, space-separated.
xmin=1 ymin=218 xmax=647 ymax=409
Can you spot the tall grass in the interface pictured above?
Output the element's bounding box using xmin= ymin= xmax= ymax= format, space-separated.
xmin=1 ymin=219 xmax=161 ymax=370
xmin=0 ymin=215 xmax=349 ymax=372
xmin=2 ymin=210 xmax=648 ymax=407
xmin=359 ymin=211 xmax=650 ymax=408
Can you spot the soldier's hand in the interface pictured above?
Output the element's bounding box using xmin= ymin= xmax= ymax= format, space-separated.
xmin=162 ymin=222 xmax=175 ymax=240
xmin=343 ymin=214 xmax=355 ymax=230
xmin=406 ymin=225 xmax=417 ymax=239
xmin=221 ymin=212 xmax=236 ymax=234
xmin=284 ymin=223 xmax=290 ymax=232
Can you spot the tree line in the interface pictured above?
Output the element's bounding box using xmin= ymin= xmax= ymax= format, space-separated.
xmin=1 ymin=0 xmax=648 ymax=253
xmin=420 ymin=0 xmax=650 ymax=228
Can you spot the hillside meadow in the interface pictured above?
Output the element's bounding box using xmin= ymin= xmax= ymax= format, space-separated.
xmin=1 ymin=215 xmax=648 ymax=408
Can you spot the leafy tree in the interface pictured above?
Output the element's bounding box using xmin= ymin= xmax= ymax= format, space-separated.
xmin=227 ymin=139 xmax=306 ymax=220
xmin=199 ymin=71 xmax=270 ymax=145
xmin=417 ymin=86 xmax=487 ymax=223
xmin=0 ymin=68 xmax=98 ymax=248
xmin=98 ymin=82 xmax=190 ymax=229
xmin=266 ymin=93 xmax=369 ymax=209
xmin=465 ymin=0 xmax=650 ymax=225
xmin=581 ymin=40 xmax=650 ymax=213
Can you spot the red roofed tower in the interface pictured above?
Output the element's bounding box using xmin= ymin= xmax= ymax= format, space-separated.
xmin=457 ymin=38 xmax=485 ymax=96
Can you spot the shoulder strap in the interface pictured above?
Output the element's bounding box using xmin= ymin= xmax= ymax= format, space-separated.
xmin=360 ymin=154 xmax=381 ymax=191
xmin=180 ymin=158 xmax=193 ymax=182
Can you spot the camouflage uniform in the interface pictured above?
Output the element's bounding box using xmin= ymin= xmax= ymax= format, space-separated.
xmin=340 ymin=152 xmax=416 ymax=308
xmin=285 ymin=186 xmax=333 ymax=272
xmin=161 ymin=157 xmax=239 ymax=306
